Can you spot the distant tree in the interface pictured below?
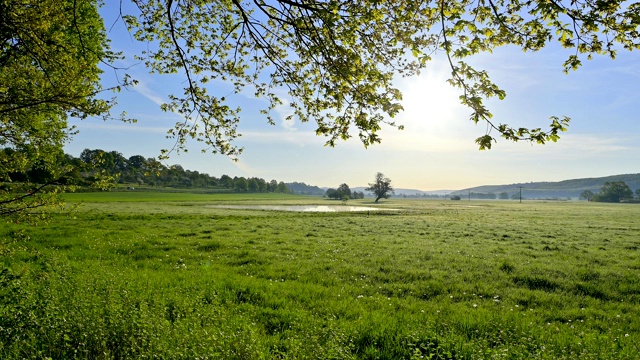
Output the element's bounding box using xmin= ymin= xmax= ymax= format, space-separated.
xmin=592 ymin=181 xmax=633 ymax=203
xmin=247 ymin=178 xmax=259 ymax=192
xmin=450 ymin=195 xmax=462 ymax=200
xmin=499 ymin=192 xmax=509 ymax=200
xmin=580 ymin=190 xmax=595 ymax=201
xmin=325 ymin=188 xmax=339 ymax=200
xmin=352 ymin=191 xmax=364 ymax=199
xmin=276 ymin=181 xmax=289 ymax=193
xmin=636 ymin=189 xmax=640 ymax=200
xmin=110 ymin=151 xmax=128 ymax=172
xmin=234 ymin=177 xmax=248 ymax=192
xmin=128 ymin=155 xmax=147 ymax=170
xmin=80 ymin=149 xmax=103 ymax=166
xmin=169 ymin=164 xmax=184 ymax=173
xmin=268 ymin=180 xmax=279 ymax=193
xmin=366 ymin=172 xmax=394 ymax=203
xmin=219 ymin=175 xmax=233 ymax=188
xmin=256 ymin=178 xmax=267 ymax=192
xmin=337 ymin=183 xmax=352 ymax=199
xmin=185 ymin=170 xmax=204 ymax=187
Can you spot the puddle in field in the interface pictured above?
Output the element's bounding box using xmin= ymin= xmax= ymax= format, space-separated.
xmin=207 ymin=205 xmax=397 ymax=212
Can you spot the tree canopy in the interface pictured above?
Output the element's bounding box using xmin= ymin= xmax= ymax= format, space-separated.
xmin=0 ymin=0 xmax=119 ymax=219
xmin=325 ymin=183 xmax=364 ymax=200
xmin=117 ymin=0 xmax=640 ymax=156
xmin=3 ymin=147 xmax=293 ymax=192
xmin=366 ymin=172 xmax=394 ymax=203
xmin=5 ymin=0 xmax=640 ymax=157
xmin=592 ymin=181 xmax=634 ymax=203
xmin=580 ymin=190 xmax=595 ymax=201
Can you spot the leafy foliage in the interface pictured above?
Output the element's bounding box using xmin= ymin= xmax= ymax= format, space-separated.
xmin=592 ymin=181 xmax=634 ymax=203
xmin=0 ymin=0 xmax=124 ymax=221
xmin=325 ymin=184 xmax=364 ymax=200
xmin=580 ymin=190 xmax=595 ymax=201
xmin=337 ymin=184 xmax=352 ymax=198
xmin=366 ymin=172 xmax=394 ymax=203
xmin=22 ymin=148 xmax=291 ymax=193
xmin=119 ymin=0 xmax=640 ymax=155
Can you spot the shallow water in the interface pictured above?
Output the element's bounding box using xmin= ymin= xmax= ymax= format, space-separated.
xmin=206 ymin=205 xmax=395 ymax=212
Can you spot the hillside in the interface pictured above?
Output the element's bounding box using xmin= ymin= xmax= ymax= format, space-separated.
xmin=293 ymin=174 xmax=640 ymax=200
xmin=451 ymin=173 xmax=640 ymax=199
xmin=286 ymin=182 xmax=325 ymax=196
xmin=352 ymin=187 xmax=453 ymax=198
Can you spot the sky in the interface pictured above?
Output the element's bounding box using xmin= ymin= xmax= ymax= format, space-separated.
xmin=65 ymin=4 xmax=640 ymax=191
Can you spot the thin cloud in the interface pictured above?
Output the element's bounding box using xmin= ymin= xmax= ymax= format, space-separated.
xmin=551 ymin=134 xmax=637 ymax=154
xmin=239 ymin=129 xmax=327 ymax=147
xmin=133 ymin=81 xmax=166 ymax=106
xmin=494 ymin=133 xmax=638 ymax=157
xmin=231 ymin=157 xmax=261 ymax=176
xmin=269 ymin=88 xmax=300 ymax=132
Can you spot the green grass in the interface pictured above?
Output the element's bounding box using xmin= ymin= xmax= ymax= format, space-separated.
xmin=1 ymin=195 xmax=640 ymax=359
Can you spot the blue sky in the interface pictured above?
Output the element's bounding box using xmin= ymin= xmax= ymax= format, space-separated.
xmin=65 ymin=5 xmax=640 ymax=191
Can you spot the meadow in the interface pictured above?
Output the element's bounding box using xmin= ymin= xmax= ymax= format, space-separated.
xmin=1 ymin=192 xmax=639 ymax=359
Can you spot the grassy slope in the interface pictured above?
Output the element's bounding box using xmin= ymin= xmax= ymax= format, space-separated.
xmin=457 ymin=173 xmax=640 ymax=198
xmin=1 ymin=194 xmax=639 ymax=359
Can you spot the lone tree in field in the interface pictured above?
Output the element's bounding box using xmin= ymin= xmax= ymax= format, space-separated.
xmin=366 ymin=173 xmax=394 ymax=203
xmin=337 ymin=183 xmax=352 ymax=199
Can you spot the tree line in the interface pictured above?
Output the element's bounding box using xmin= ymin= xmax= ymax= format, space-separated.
xmin=324 ymin=173 xmax=394 ymax=203
xmin=2 ymin=147 xmax=291 ymax=193
xmin=580 ymin=181 xmax=640 ymax=203
xmin=325 ymin=184 xmax=365 ymax=201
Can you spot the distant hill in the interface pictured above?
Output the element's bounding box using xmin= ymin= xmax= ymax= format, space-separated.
xmin=352 ymin=187 xmax=453 ymax=199
xmin=297 ymin=173 xmax=640 ymax=200
xmin=286 ymin=182 xmax=325 ymax=196
xmin=451 ymin=173 xmax=640 ymax=199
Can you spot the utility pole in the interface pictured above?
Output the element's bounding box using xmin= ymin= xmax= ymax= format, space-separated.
xmin=468 ymin=189 xmax=471 ymax=201
xmin=519 ymin=186 xmax=523 ymax=203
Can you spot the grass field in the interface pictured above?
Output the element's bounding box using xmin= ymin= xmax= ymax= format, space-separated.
xmin=1 ymin=193 xmax=639 ymax=359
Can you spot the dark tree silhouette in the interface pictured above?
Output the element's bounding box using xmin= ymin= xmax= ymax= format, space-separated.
xmin=366 ymin=172 xmax=394 ymax=203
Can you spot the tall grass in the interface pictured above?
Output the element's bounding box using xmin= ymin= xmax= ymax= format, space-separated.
xmin=1 ymin=196 xmax=639 ymax=358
